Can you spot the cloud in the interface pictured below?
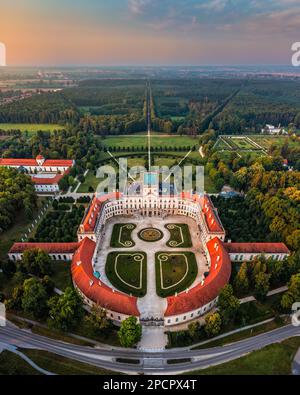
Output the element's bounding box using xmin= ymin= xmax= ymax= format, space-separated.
xmin=128 ymin=0 xmax=152 ymax=15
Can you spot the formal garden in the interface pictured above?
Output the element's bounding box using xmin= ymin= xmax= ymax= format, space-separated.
xmin=110 ymin=223 xmax=136 ymax=248
xmin=105 ymin=252 xmax=147 ymax=297
xmin=165 ymin=223 xmax=192 ymax=248
xmin=155 ymin=251 xmax=198 ymax=297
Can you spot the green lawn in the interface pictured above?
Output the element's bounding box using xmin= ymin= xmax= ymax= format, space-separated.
xmin=105 ymin=251 xmax=147 ymax=297
xmin=165 ymin=224 xmax=192 ymax=248
xmin=187 ymin=337 xmax=300 ymax=375
xmin=22 ymin=349 xmax=119 ymax=375
xmin=193 ymin=319 xmax=286 ymax=350
xmin=155 ymin=251 xmax=198 ymax=297
xmin=102 ymin=135 xmax=199 ymax=149
xmin=229 ymin=137 xmax=257 ymax=150
xmin=0 ymin=350 xmax=41 ymax=375
xmin=154 ymin=157 xmax=178 ymax=168
xmin=77 ymin=170 xmax=102 ymax=193
xmin=127 ymin=157 xmax=146 ymax=168
xmin=110 ymin=223 xmax=136 ymax=248
xmin=0 ymin=123 xmax=65 ymax=133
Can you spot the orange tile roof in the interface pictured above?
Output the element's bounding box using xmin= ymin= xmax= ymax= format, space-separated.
xmin=201 ymin=195 xmax=224 ymax=233
xmin=0 ymin=158 xmax=37 ymax=166
xmin=0 ymin=157 xmax=73 ymax=168
xmin=224 ymin=242 xmax=290 ymax=254
xmin=81 ymin=197 xmax=102 ymax=232
xmin=165 ymin=237 xmax=231 ymax=317
xmin=31 ymin=173 xmax=64 ymax=185
xmin=81 ymin=192 xmax=122 ymax=233
xmin=9 ymin=242 xmax=80 ymax=254
xmin=43 ymin=159 xmax=73 ymax=167
xmin=71 ymin=237 xmax=139 ymax=316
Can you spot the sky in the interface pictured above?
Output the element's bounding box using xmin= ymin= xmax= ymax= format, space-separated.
xmin=0 ymin=0 xmax=299 ymax=66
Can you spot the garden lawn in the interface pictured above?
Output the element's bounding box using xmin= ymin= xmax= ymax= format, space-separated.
xmin=105 ymin=252 xmax=147 ymax=297
xmin=165 ymin=224 xmax=192 ymax=248
xmin=155 ymin=251 xmax=198 ymax=297
xmin=110 ymin=223 xmax=136 ymax=248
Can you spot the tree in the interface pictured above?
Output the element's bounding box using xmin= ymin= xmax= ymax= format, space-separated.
xmin=41 ymin=275 xmax=55 ymax=295
xmin=85 ymin=304 xmax=110 ymax=335
xmin=21 ymin=278 xmax=48 ymax=318
xmin=5 ymin=285 xmax=24 ymax=311
xmin=281 ymin=273 xmax=300 ymax=311
xmin=217 ymin=284 xmax=240 ymax=324
xmin=234 ymin=262 xmax=249 ymax=295
xmin=47 ymin=287 xmax=84 ymax=332
xmin=22 ymin=248 xmax=52 ymax=276
xmin=188 ymin=321 xmax=201 ymax=340
xmin=118 ymin=316 xmax=142 ymax=348
xmin=204 ymin=312 xmax=222 ymax=337
xmin=254 ymin=272 xmax=270 ymax=302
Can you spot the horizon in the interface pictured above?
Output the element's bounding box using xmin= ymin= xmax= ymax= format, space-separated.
xmin=1 ymin=0 xmax=299 ymax=66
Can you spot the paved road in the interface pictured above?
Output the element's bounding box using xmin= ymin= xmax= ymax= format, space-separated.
xmin=0 ymin=322 xmax=299 ymax=374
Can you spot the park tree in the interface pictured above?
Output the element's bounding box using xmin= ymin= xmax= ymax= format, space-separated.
xmin=85 ymin=304 xmax=110 ymax=335
xmin=204 ymin=312 xmax=222 ymax=338
xmin=281 ymin=273 xmax=300 ymax=311
xmin=41 ymin=275 xmax=55 ymax=295
xmin=187 ymin=321 xmax=201 ymax=340
xmin=254 ymin=272 xmax=270 ymax=302
xmin=217 ymin=284 xmax=240 ymax=324
xmin=5 ymin=285 xmax=24 ymax=311
xmin=234 ymin=262 xmax=249 ymax=295
xmin=118 ymin=316 xmax=142 ymax=348
xmin=21 ymin=278 xmax=48 ymax=318
xmin=286 ymin=230 xmax=300 ymax=251
xmin=47 ymin=287 xmax=84 ymax=332
xmin=22 ymin=248 xmax=52 ymax=277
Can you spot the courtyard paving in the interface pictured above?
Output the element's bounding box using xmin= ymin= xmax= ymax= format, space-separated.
xmin=94 ymin=215 xmax=208 ymax=323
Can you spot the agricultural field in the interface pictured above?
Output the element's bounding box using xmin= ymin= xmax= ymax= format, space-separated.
xmin=0 ymin=123 xmax=65 ymax=133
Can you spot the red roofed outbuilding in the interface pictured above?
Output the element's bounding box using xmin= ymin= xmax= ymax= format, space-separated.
xmin=71 ymin=237 xmax=139 ymax=319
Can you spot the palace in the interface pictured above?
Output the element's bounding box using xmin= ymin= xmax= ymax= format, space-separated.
xmin=8 ymin=171 xmax=290 ymax=327
xmin=0 ymin=155 xmax=74 ymax=193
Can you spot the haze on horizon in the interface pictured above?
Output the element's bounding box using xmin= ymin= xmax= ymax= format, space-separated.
xmin=0 ymin=0 xmax=299 ymax=66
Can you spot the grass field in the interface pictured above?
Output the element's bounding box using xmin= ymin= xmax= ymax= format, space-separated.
xmin=0 ymin=123 xmax=65 ymax=133
xmin=155 ymin=251 xmax=198 ymax=297
xmin=105 ymin=251 xmax=147 ymax=297
xmin=22 ymin=349 xmax=118 ymax=375
xmin=165 ymin=224 xmax=192 ymax=248
xmin=102 ymin=135 xmax=199 ymax=149
xmin=110 ymin=223 xmax=136 ymax=248
xmin=187 ymin=337 xmax=300 ymax=375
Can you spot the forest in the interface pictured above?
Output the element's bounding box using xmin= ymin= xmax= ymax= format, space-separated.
xmin=0 ymin=167 xmax=37 ymax=233
xmin=1 ymin=78 xmax=300 ymax=135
